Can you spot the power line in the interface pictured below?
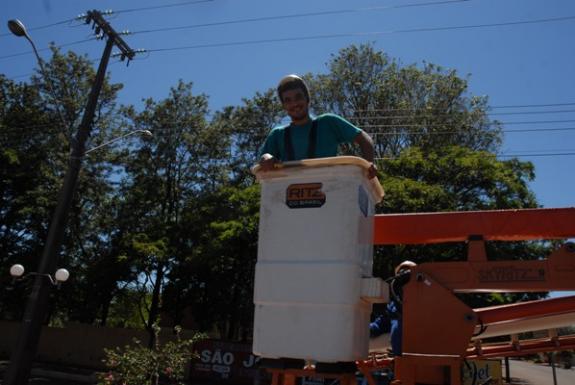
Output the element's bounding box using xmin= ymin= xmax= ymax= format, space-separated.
xmin=500 ymin=147 xmax=575 ymax=153
xmin=497 ymin=152 xmax=575 ymax=158
xmin=478 ymin=119 xmax=575 ymax=126
xmin=367 ymin=126 xmax=575 ymax=136
xmin=4 ymin=4 xmax=574 ymax=79
xmin=4 ymin=131 xmax=574 ymax=161
xmin=490 ymin=102 xmax=575 ymax=110
xmin=4 ymin=54 xmax=101 ymax=80
xmin=355 ymin=102 xmax=575 ymax=113
xmin=6 ymin=118 xmax=575 ymax=135
xmin=68 ymin=119 xmax=575 ymax=130
xmin=130 ymin=0 xmax=470 ymax=35
xmin=4 ymin=99 xmax=575 ymax=135
xmin=348 ymin=109 xmax=575 ymax=121
xmin=360 ymin=119 xmax=575 ymax=128
xmin=0 ymin=1 xmax=216 ymax=39
xmin=3 ymin=123 xmax=560 ymax=139
xmin=3 ymin=123 xmax=574 ymax=160
xmin=143 ymin=14 xmax=575 ymax=54
xmin=374 ymin=151 xmax=575 ymax=160
xmin=0 ymin=38 xmax=96 ymax=61
xmin=14 ymin=124 xmax=575 ymax=139
xmin=3 ymin=2 xmax=574 ymax=68
xmin=113 ymin=0 xmax=215 ymax=15
xmin=0 ymin=0 xmax=466 ymax=41
xmin=0 ymin=18 xmax=78 ymax=39
xmin=504 ymin=127 xmax=575 ymax=133
xmin=4 ymin=134 xmax=575 ymax=159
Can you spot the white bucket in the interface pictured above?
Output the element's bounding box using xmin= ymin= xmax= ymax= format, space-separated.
xmin=252 ymin=157 xmax=387 ymax=362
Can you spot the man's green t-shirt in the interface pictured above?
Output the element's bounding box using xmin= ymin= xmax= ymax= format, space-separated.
xmin=259 ymin=113 xmax=362 ymax=161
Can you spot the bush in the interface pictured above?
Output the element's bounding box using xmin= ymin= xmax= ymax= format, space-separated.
xmin=98 ymin=324 xmax=205 ymax=385
xmin=560 ymin=351 xmax=573 ymax=369
xmin=533 ymin=357 xmax=543 ymax=364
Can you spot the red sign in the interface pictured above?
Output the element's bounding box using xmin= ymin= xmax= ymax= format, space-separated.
xmin=286 ymin=183 xmax=326 ymax=209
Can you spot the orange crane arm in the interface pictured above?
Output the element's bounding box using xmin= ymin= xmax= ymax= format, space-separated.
xmin=373 ymin=207 xmax=575 ymax=245
xmin=475 ymin=295 xmax=575 ymax=325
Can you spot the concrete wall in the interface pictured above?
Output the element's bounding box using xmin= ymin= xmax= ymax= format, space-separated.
xmin=0 ymin=320 xmax=200 ymax=369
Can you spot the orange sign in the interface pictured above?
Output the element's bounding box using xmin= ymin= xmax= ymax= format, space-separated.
xmin=286 ymin=183 xmax=326 ymax=209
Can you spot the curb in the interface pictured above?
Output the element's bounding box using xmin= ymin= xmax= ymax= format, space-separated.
xmin=31 ymin=368 xmax=98 ymax=383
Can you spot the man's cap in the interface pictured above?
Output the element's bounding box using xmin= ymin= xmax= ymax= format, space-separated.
xmin=277 ymin=74 xmax=310 ymax=102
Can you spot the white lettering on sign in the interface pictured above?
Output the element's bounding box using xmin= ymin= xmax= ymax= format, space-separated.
xmin=200 ymin=349 xmax=235 ymax=365
xmin=212 ymin=365 xmax=231 ymax=374
xmin=242 ymin=354 xmax=261 ymax=368
xmin=200 ymin=350 xmax=211 ymax=363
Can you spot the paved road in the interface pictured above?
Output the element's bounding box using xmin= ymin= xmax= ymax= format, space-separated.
xmin=506 ymin=359 xmax=575 ymax=385
xmin=0 ymin=361 xmax=96 ymax=384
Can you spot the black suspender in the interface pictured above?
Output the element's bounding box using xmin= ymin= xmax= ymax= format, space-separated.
xmin=308 ymin=119 xmax=317 ymax=159
xmin=283 ymin=119 xmax=318 ymax=161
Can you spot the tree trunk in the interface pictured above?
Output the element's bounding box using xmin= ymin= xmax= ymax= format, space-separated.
xmin=147 ymin=261 xmax=165 ymax=348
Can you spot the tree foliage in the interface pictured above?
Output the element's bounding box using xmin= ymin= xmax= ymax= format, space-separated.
xmin=309 ymin=44 xmax=501 ymax=157
xmin=0 ymin=47 xmax=123 ymax=322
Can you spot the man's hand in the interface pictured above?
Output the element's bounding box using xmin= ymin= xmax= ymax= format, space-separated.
xmin=354 ymin=131 xmax=377 ymax=179
xmin=259 ymin=153 xmax=280 ymax=171
xmin=367 ymin=162 xmax=377 ymax=179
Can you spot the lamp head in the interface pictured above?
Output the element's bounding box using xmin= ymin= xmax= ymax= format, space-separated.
xmin=10 ymin=264 xmax=25 ymax=278
xmin=8 ymin=19 xmax=28 ymax=38
xmin=55 ymin=268 xmax=70 ymax=283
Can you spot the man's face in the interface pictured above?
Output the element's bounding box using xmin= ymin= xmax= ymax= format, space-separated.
xmin=281 ymin=88 xmax=309 ymax=123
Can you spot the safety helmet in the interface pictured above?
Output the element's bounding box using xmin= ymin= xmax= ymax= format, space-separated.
xmin=395 ymin=260 xmax=417 ymax=275
xmin=277 ymin=74 xmax=310 ymax=103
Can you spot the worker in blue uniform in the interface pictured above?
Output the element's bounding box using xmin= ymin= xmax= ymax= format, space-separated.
xmin=370 ymin=260 xmax=417 ymax=356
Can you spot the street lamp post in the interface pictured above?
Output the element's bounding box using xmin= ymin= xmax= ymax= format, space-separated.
xmin=4 ymin=15 xmax=134 ymax=385
xmin=9 ymin=264 xmax=70 ymax=288
xmin=84 ymin=129 xmax=153 ymax=155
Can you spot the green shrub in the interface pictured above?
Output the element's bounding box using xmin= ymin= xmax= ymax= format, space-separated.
xmin=560 ymin=351 xmax=573 ymax=369
xmin=99 ymin=324 xmax=205 ymax=385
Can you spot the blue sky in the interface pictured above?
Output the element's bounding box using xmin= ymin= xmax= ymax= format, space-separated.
xmin=2 ymin=0 xmax=575 ymax=210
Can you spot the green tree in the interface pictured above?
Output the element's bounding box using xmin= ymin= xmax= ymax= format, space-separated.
xmin=0 ymin=75 xmax=52 ymax=318
xmin=41 ymin=46 xmax=125 ymax=325
xmin=0 ymin=46 xmax=124 ymax=323
xmin=162 ymin=184 xmax=260 ymax=339
xmin=116 ymin=80 xmax=224 ymax=343
xmin=209 ymin=89 xmax=284 ymax=184
xmin=308 ymin=44 xmax=501 ymax=157
xmin=381 ymin=146 xmax=536 ymax=214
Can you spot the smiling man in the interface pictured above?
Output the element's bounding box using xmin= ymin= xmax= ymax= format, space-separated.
xmin=258 ymin=74 xmax=377 ymax=179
